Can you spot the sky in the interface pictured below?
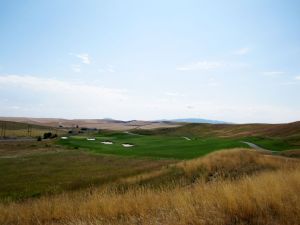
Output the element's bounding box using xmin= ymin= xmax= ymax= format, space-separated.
xmin=0 ymin=0 xmax=300 ymax=123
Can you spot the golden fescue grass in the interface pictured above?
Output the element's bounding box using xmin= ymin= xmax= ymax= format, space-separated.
xmin=120 ymin=148 xmax=299 ymax=186
xmin=178 ymin=148 xmax=298 ymax=177
xmin=279 ymin=149 xmax=300 ymax=158
xmin=0 ymin=149 xmax=299 ymax=225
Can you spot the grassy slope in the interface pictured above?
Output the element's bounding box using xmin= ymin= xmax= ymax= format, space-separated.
xmin=1 ymin=149 xmax=299 ymax=225
xmin=59 ymin=133 xmax=248 ymax=159
xmin=0 ymin=141 xmax=173 ymax=201
xmin=134 ymin=122 xmax=300 ymax=151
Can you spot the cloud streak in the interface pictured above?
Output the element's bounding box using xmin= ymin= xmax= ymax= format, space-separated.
xmin=176 ymin=60 xmax=248 ymax=72
xmin=234 ymin=47 xmax=251 ymax=55
xmin=71 ymin=64 xmax=81 ymax=73
xmin=99 ymin=65 xmax=115 ymax=73
xmin=176 ymin=60 xmax=226 ymax=71
xmin=75 ymin=53 xmax=91 ymax=64
xmin=0 ymin=75 xmax=127 ymax=100
xmin=262 ymin=71 xmax=285 ymax=76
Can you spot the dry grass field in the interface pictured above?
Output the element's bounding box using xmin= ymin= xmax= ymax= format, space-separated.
xmin=0 ymin=120 xmax=64 ymax=138
xmin=1 ymin=149 xmax=299 ymax=225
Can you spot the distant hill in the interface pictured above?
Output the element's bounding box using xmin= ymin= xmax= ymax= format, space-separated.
xmin=166 ymin=118 xmax=229 ymax=124
xmin=0 ymin=117 xmax=180 ymax=131
xmin=137 ymin=121 xmax=300 ymax=139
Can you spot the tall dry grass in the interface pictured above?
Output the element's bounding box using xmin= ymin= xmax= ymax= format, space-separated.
xmin=0 ymin=149 xmax=299 ymax=225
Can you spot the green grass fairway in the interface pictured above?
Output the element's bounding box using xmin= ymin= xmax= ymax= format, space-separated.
xmin=59 ymin=132 xmax=249 ymax=159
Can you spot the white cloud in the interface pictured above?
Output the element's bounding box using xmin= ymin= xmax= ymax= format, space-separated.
xmin=234 ymin=47 xmax=251 ymax=55
xmin=207 ymin=79 xmax=220 ymax=87
xmin=98 ymin=65 xmax=115 ymax=73
xmin=71 ymin=64 xmax=81 ymax=73
xmin=106 ymin=64 xmax=115 ymax=73
xmin=0 ymin=75 xmax=127 ymax=101
xmin=176 ymin=60 xmax=248 ymax=72
xmin=0 ymin=75 xmax=298 ymax=123
xmin=69 ymin=53 xmax=91 ymax=64
xmin=0 ymin=74 xmax=131 ymax=119
xmin=176 ymin=60 xmax=226 ymax=71
xmin=295 ymin=76 xmax=300 ymax=80
xmin=98 ymin=68 xmax=106 ymax=73
xmin=262 ymin=71 xmax=285 ymax=76
xmin=164 ymin=92 xmax=185 ymax=97
xmin=75 ymin=53 xmax=91 ymax=64
xmin=10 ymin=105 xmax=21 ymax=110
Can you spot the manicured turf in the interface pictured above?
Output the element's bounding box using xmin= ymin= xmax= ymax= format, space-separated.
xmin=59 ymin=132 xmax=249 ymax=159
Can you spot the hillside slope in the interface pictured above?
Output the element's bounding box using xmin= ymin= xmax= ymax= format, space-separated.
xmin=136 ymin=121 xmax=300 ymax=138
xmin=1 ymin=149 xmax=299 ymax=225
xmin=0 ymin=117 xmax=180 ymax=131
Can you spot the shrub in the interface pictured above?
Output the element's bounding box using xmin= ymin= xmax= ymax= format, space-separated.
xmin=43 ymin=132 xmax=52 ymax=139
xmin=43 ymin=132 xmax=57 ymax=139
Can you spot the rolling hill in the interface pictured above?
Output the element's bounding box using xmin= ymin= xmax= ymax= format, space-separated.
xmin=0 ymin=117 xmax=180 ymax=131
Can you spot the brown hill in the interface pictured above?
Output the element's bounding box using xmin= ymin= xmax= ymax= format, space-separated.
xmin=0 ymin=117 xmax=180 ymax=131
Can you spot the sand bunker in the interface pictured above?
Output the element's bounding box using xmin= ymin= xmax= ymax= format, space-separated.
xmin=182 ymin=137 xmax=191 ymax=141
xmin=101 ymin=141 xmax=113 ymax=145
xmin=87 ymin=138 xmax=96 ymax=141
xmin=122 ymin=143 xmax=134 ymax=148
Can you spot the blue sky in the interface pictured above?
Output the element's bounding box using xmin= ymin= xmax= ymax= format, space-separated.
xmin=0 ymin=0 xmax=300 ymax=123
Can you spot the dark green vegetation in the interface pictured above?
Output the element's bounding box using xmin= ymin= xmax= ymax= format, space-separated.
xmin=59 ymin=133 xmax=249 ymax=159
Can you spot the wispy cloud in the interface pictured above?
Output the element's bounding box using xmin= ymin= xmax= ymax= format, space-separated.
xmin=69 ymin=53 xmax=91 ymax=64
xmin=233 ymin=47 xmax=251 ymax=55
xmin=71 ymin=64 xmax=81 ymax=73
xmin=0 ymin=75 xmax=127 ymax=100
xmin=164 ymin=92 xmax=185 ymax=97
xmin=106 ymin=65 xmax=115 ymax=73
xmin=295 ymin=76 xmax=300 ymax=80
xmin=75 ymin=53 xmax=91 ymax=64
xmin=176 ymin=60 xmax=248 ymax=72
xmin=262 ymin=71 xmax=285 ymax=76
xmin=176 ymin=60 xmax=226 ymax=71
xmin=98 ymin=65 xmax=115 ymax=73
xmin=207 ymin=78 xmax=220 ymax=87
xmin=0 ymin=74 xmax=131 ymax=118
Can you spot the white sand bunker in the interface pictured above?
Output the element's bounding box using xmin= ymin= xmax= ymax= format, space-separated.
xmin=87 ymin=138 xmax=96 ymax=141
xmin=61 ymin=137 xmax=68 ymax=140
xmin=101 ymin=141 xmax=113 ymax=145
xmin=182 ymin=137 xmax=191 ymax=141
xmin=122 ymin=143 xmax=134 ymax=148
